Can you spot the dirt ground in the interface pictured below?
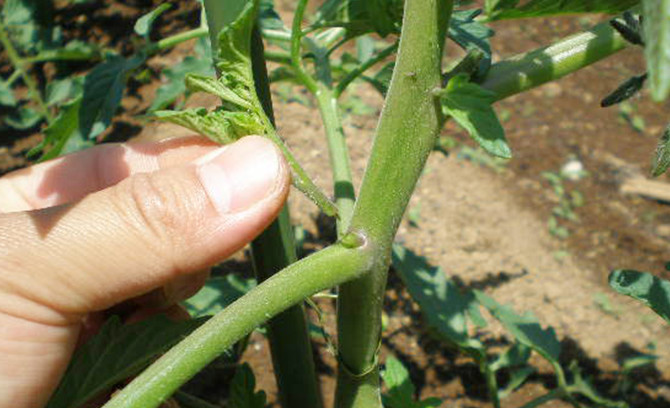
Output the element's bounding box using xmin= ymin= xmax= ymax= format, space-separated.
xmin=2 ymin=2 xmax=670 ymax=408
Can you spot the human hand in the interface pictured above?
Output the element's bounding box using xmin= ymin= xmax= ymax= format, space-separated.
xmin=0 ymin=136 xmax=290 ymax=408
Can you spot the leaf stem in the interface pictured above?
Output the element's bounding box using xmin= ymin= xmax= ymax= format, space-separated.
xmin=102 ymin=243 xmax=375 ymax=408
xmin=335 ymin=43 xmax=398 ymax=98
xmin=152 ymin=27 xmax=209 ymax=53
xmin=0 ymin=22 xmax=53 ymax=123
xmin=481 ymin=19 xmax=629 ymax=100
xmin=291 ymin=0 xmax=319 ymax=93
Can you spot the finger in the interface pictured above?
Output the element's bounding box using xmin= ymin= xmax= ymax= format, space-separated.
xmin=0 ymin=136 xmax=218 ymax=213
xmin=0 ymin=136 xmax=290 ymax=326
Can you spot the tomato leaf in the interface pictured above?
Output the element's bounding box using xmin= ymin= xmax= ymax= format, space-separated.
xmin=436 ymin=74 xmax=511 ymax=159
xmin=474 ymin=290 xmax=561 ymax=362
xmin=0 ymin=80 xmax=16 ymax=107
xmin=134 ymin=3 xmax=172 ymax=38
xmin=184 ymin=275 xmax=256 ymax=318
xmin=486 ymin=0 xmax=640 ymax=20
xmin=79 ymin=54 xmax=145 ymax=139
xmin=46 ymin=315 xmax=207 ymax=408
xmin=4 ymin=106 xmax=42 ymax=129
xmin=228 ymin=363 xmax=266 ymax=408
xmin=449 ymin=9 xmax=494 ymax=76
xmin=314 ymin=0 xmax=403 ymax=37
xmin=652 ymin=124 xmax=670 ymax=177
xmin=643 ymin=0 xmax=670 ymax=101
xmin=382 ymin=356 xmax=443 ymax=408
xmin=609 ymin=269 xmax=670 ymax=323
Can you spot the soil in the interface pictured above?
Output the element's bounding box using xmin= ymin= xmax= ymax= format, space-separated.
xmin=2 ymin=2 xmax=670 ymax=408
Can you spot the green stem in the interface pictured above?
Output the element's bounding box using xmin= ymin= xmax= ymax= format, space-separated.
xmin=516 ymin=389 xmax=564 ymax=408
xmin=481 ymin=19 xmax=628 ymax=100
xmin=0 ymin=22 xmax=52 ymax=123
xmin=335 ymin=42 xmax=398 ymax=98
xmin=291 ymin=0 xmax=319 ymax=93
xmin=314 ymin=85 xmax=355 ymax=235
xmin=335 ymin=0 xmax=453 ymax=406
xmin=478 ymin=356 xmax=500 ymax=408
xmin=152 ymin=27 xmax=209 ymax=53
xmin=248 ymin=25 xmax=323 ymax=408
xmin=102 ymin=243 xmax=374 ymax=408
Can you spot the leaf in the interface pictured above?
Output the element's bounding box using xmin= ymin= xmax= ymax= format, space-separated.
xmin=437 ymin=74 xmax=511 ymax=159
xmin=643 ymin=0 xmax=670 ymax=101
xmin=490 ymin=342 xmax=532 ymax=372
xmin=46 ymin=315 xmax=207 ymax=408
xmin=2 ymin=0 xmax=40 ymax=53
xmin=134 ymin=3 xmax=171 ymax=38
xmin=158 ymin=0 xmax=337 ymax=217
xmin=449 ymin=9 xmax=494 ymax=76
xmin=651 ymin=123 xmax=670 ymax=177
xmin=33 ymin=40 xmax=102 ymax=62
xmin=183 ymin=274 xmax=256 ymax=318
xmin=314 ymin=0 xmax=404 ymax=37
xmin=474 ymin=290 xmax=561 ymax=362
xmin=259 ymin=0 xmax=285 ymax=30
xmin=4 ymin=106 xmax=42 ymax=129
xmin=382 ymin=356 xmax=443 ymax=408
xmin=391 ymin=244 xmax=483 ymax=350
xmin=486 ymin=0 xmax=640 ymax=20
xmin=362 ymin=61 xmax=394 ymax=96
xmin=0 ymin=80 xmax=16 ymax=106
xmin=80 ymin=54 xmax=145 ymax=139
xmin=609 ymin=269 xmax=670 ymax=323
xmin=29 ymin=97 xmax=82 ymax=160
xmin=382 ymin=356 xmax=417 ymax=408
xmin=498 ymin=367 xmax=534 ymax=399
xmin=228 ymin=363 xmax=267 ymax=408
xmin=149 ymin=38 xmax=215 ymax=111
xmin=153 ymin=107 xmax=265 ymax=143
xmin=45 ymin=77 xmax=84 ymax=106
xmin=600 ymin=73 xmax=647 ymax=107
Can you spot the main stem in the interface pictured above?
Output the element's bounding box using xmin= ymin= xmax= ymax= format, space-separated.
xmin=335 ymin=0 xmax=452 ymax=406
xmin=248 ymin=25 xmax=323 ymax=408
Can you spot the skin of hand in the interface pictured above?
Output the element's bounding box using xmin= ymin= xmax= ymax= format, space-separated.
xmin=0 ymin=135 xmax=290 ymax=408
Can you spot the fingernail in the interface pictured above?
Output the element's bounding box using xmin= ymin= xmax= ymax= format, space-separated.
xmin=196 ymin=137 xmax=281 ymax=214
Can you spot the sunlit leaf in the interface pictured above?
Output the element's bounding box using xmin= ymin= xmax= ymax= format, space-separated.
xmin=228 ymin=363 xmax=266 ymax=408
xmin=134 ymin=3 xmax=172 ymax=38
xmin=474 ymin=290 xmax=561 ymax=361
xmin=449 ymin=9 xmax=494 ymax=76
xmin=46 ymin=315 xmax=207 ymax=408
xmin=0 ymin=80 xmax=16 ymax=106
xmin=643 ymin=0 xmax=670 ymax=101
xmin=436 ymin=74 xmax=511 ymax=158
xmin=45 ymin=77 xmax=84 ymax=106
xmin=609 ymin=269 xmax=670 ymax=323
xmin=382 ymin=356 xmax=443 ymax=408
xmin=184 ymin=275 xmax=256 ymax=318
xmin=4 ymin=106 xmax=42 ymax=129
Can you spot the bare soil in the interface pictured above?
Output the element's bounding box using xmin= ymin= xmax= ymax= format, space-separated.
xmin=2 ymin=2 xmax=670 ymax=408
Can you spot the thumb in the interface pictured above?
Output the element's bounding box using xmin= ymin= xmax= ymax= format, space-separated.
xmin=0 ymin=136 xmax=290 ymax=325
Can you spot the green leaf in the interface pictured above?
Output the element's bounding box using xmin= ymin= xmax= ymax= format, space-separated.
xmin=391 ymin=244 xmax=483 ymax=350
xmin=29 ymin=96 xmax=82 ymax=160
xmin=45 ymin=77 xmax=84 ymax=106
xmin=314 ymin=0 xmax=404 ymax=37
xmin=382 ymin=356 xmax=443 ymax=408
xmin=2 ymin=0 xmax=40 ymax=53
xmin=609 ymin=269 xmax=670 ymax=323
xmin=382 ymin=356 xmax=417 ymax=408
xmin=490 ymin=342 xmax=532 ymax=371
xmin=437 ymin=74 xmax=511 ymax=158
xmin=259 ymin=0 xmax=285 ymax=30
xmin=228 ymin=363 xmax=267 ymax=408
xmin=474 ymin=290 xmax=561 ymax=361
xmin=183 ymin=274 xmax=256 ymax=318
xmin=651 ymin=123 xmax=670 ymax=177
xmin=185 ymin=73 xmax=253 ymax=110
xmin=449 ymin=10 xmax=494 ymax=75
xmin=33 ymin=40 xmax=102 ymax=62
xmin=153 ymin=107 xmax=265 ymax=143
xmin=498 ymin=366 xmax=534 ymax=399
xmin=362 ymin=61 xmax=394 ymax=96
xmin=486 ymin=0 xmax=640 ymax=20
xmin=46 ymin=315 xmax=207 ymax=408
xmin=80 ymin=54 xmax=145 ymax=138
xmin=134 ymin=3 xmax=171 ymax=38
xmin=149 ymin=38 xmax=214 ymax=111
xmin=0 ymin=80 xmax=16 ymax=106
xmin=643 ymin=0 xmax=670 ymax=101
xmin=4 ymin=106 xmax=42 ymax=129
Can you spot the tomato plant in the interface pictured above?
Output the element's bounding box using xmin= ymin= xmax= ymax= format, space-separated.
xmin=3 ymin=0 xmax=670 ymax=407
